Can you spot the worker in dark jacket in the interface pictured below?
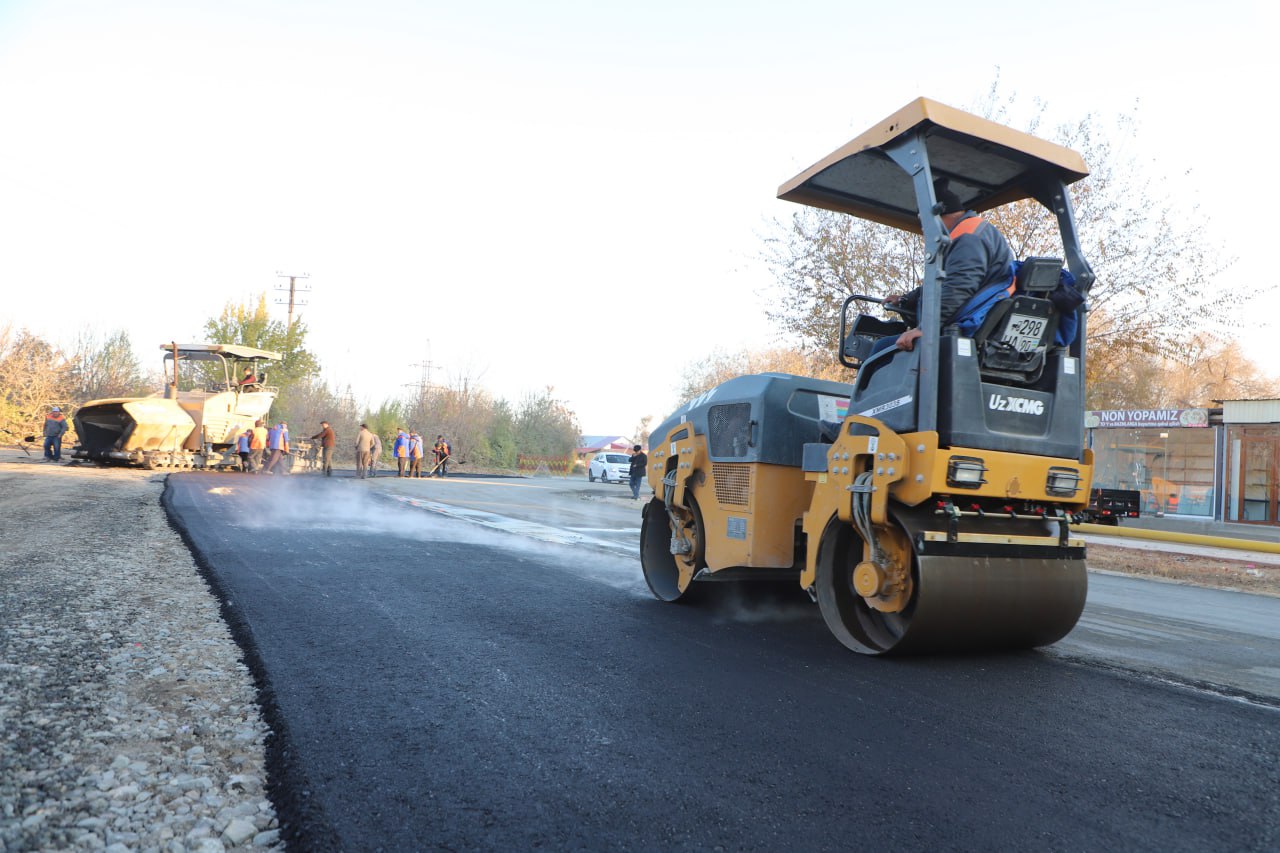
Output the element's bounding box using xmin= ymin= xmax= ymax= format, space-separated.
xmin=432 ymin=436 xmax=451 ymax=478
xmin=310 ymin=421 xmax=336 ymax=476
xmin=884 ymin=180 xmax=1015 ymax=352
xmin=628 ymin=444 xmax=647 ymax=500
xmin=43 ymin=406 xmax=69 ymax=462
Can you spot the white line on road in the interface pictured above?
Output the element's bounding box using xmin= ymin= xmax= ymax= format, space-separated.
xmin=388 ymin=495 xmax=637 ymax=554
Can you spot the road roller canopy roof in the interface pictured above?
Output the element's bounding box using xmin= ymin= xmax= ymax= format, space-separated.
xmin=158 ymin=343 xmax=282 ymax=361
xmin=777 ymin=98 xmax=1089 ymax=233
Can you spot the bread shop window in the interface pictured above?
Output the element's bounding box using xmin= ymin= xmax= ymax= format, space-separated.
xmin=1085 ymin=409 xmax=1215 ymax=517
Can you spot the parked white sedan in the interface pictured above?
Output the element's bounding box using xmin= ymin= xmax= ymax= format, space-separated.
xmin=588 ymin=452 xmax=631 ymax=484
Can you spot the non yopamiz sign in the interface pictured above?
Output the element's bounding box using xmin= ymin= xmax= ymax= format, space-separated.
xmin=1084 ymin=409 xmax=1209 ymax=429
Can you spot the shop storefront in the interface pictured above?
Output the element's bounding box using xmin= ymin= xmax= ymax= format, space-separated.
xmin=1221 ymin=400 xmax=1280 ymax=523
xmin=1085 ymin=408 xmax=1217 ymax=518
xmin=1087 ymin=401 xmax=1280 ymax=525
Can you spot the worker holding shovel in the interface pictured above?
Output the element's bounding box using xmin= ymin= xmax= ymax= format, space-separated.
xmin=431 ymin=435 xmax=451 ymax=477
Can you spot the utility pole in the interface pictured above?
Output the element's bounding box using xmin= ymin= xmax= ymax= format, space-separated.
xmin=409 ymin=341 xmax=435 ymax=392
xmin=274 ymin=272 xmax=311 ymax=330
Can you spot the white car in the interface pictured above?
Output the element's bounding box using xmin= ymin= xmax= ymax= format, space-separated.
xmin=588 ymin=452 xmax=631 ymax=483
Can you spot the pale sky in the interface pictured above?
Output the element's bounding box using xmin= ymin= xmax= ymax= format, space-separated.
xmin=1 ymin=0 xmax=1275 ymax=434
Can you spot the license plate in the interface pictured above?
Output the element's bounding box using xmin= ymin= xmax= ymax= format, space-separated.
xmin=1001 ymin=313 xmax=1047 ymax=352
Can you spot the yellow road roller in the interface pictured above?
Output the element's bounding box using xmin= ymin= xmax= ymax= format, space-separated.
xmin=640 ymin=98 xmax=1095 ymax=654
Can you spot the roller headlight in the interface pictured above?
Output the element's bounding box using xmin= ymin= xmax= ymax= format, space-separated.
xmin=946 ymin=456 xmax=987 ymax=489
xmin=1046 ymin=467 xmax=1082 ymax=497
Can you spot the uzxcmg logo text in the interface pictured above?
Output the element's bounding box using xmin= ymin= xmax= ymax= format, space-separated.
xmin=988 ymin=394 xmax=1045 ymax=415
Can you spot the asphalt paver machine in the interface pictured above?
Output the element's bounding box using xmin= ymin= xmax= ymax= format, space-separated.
xmin=73 ymin=343 xmax=282 ymax=469
xmin=640 ymin=98 xmax=1096 ymax=653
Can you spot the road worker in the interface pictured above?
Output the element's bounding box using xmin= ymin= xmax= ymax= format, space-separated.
xmin=392 ymin=429 xmax=410 ymax=477
xmin=409 ymin=432 xmax=424 ymax=478
xmin=433 ymin=435 xmax=452 ymax=478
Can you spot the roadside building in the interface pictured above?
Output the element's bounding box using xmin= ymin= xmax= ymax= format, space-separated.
xmin=575 ymin=435 xmax=632 ymax=465
xmin=1086 ymin=400 xmax=1280 ymax=525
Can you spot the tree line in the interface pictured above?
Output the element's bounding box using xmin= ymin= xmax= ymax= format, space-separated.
xmin=198 ymin=296 xmax=580 ymax=466
xmin=0 ymin=325 xmax=152 ymax=445
xmin=0 ymin=296 xmax=580 ymax=467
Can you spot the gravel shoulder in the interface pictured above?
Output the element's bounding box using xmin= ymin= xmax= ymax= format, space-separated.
xmin=0 ymin=451 xmax=280 ymax=852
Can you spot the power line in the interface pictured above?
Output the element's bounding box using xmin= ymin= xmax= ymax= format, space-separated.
xmin=408 ymin=341 xmax=436 ymax=392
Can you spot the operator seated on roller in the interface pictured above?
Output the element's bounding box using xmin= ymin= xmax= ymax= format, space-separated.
xmin=877 ymin=180 xmax=1015 ymax=354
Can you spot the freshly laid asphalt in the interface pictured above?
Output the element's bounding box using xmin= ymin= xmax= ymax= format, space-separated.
xmin=163 ymin=473 xmax=1280 ymax=852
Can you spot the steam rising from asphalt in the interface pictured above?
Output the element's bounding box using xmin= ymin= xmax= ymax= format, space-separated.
xmin=205 ymin=476 xmax=820 ymax=624
xmin=711 ymin=584 xmax=816 ymax=624
xmin=211 ymin=477 xmax=647 ymax=595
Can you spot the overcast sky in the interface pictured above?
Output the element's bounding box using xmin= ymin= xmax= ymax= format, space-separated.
xmin=1 ymin=0 xmax=1274 ymax=433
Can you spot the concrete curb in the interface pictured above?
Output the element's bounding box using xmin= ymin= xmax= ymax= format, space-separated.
xmin=1077 ymin=522 xmax=1280 ymax=555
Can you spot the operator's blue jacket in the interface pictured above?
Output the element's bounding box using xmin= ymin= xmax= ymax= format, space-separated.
xmin=897 ymin=212 xmax=1015 ymax=329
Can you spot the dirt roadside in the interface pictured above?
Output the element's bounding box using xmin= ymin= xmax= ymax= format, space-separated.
xmin=1085 ymin=543 xmax=1280 ymax=596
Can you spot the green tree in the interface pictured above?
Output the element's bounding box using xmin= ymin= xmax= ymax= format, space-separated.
xmin=485 ymin=399 xmax=518 ymax=468
xmin=761 ymin=86 xmax=1236 ymax=407
xmin=514 ymin=387 xmax=580 ymax=458
xmin=362 ymin=399 xmax=407 ymax=459
xmin=202 ymin=294 xmax=319 ymax=390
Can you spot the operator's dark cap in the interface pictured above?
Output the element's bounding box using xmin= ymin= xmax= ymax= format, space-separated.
xmin=933 ymin=178 xmax=964 ymax=214
xmin=633 ymin=444 xmax=642 ymax=451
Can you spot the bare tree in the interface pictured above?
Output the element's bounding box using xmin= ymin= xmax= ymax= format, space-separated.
xmin=674 ymin=346 xmax=846 ymax=407
xmin=1159 ymin=336 xmax=1280 ymax=408
xmin=761 ymin=211 xmax=923 ymax=356
xmin=278 ymin=378 xmax=360 ymax=464
xmin=401 ymin=370 xmax=504 ymax=467
xmin=0 ymin=324 xmax=74 ymax=440
xmin=761 ymin=85 xmax=1238 ymax=407
xmin=631 ymin=415 xmax=653 ymax=450
xmin=68 ymin=329 xmax=147 ymax=403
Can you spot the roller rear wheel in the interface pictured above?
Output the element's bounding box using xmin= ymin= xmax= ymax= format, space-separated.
xmin=640 ymin=496 xmax=707 ymax=603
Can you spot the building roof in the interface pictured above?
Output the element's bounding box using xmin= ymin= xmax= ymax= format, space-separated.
xmin=577 ymin=435 xmax=631 ymax=453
